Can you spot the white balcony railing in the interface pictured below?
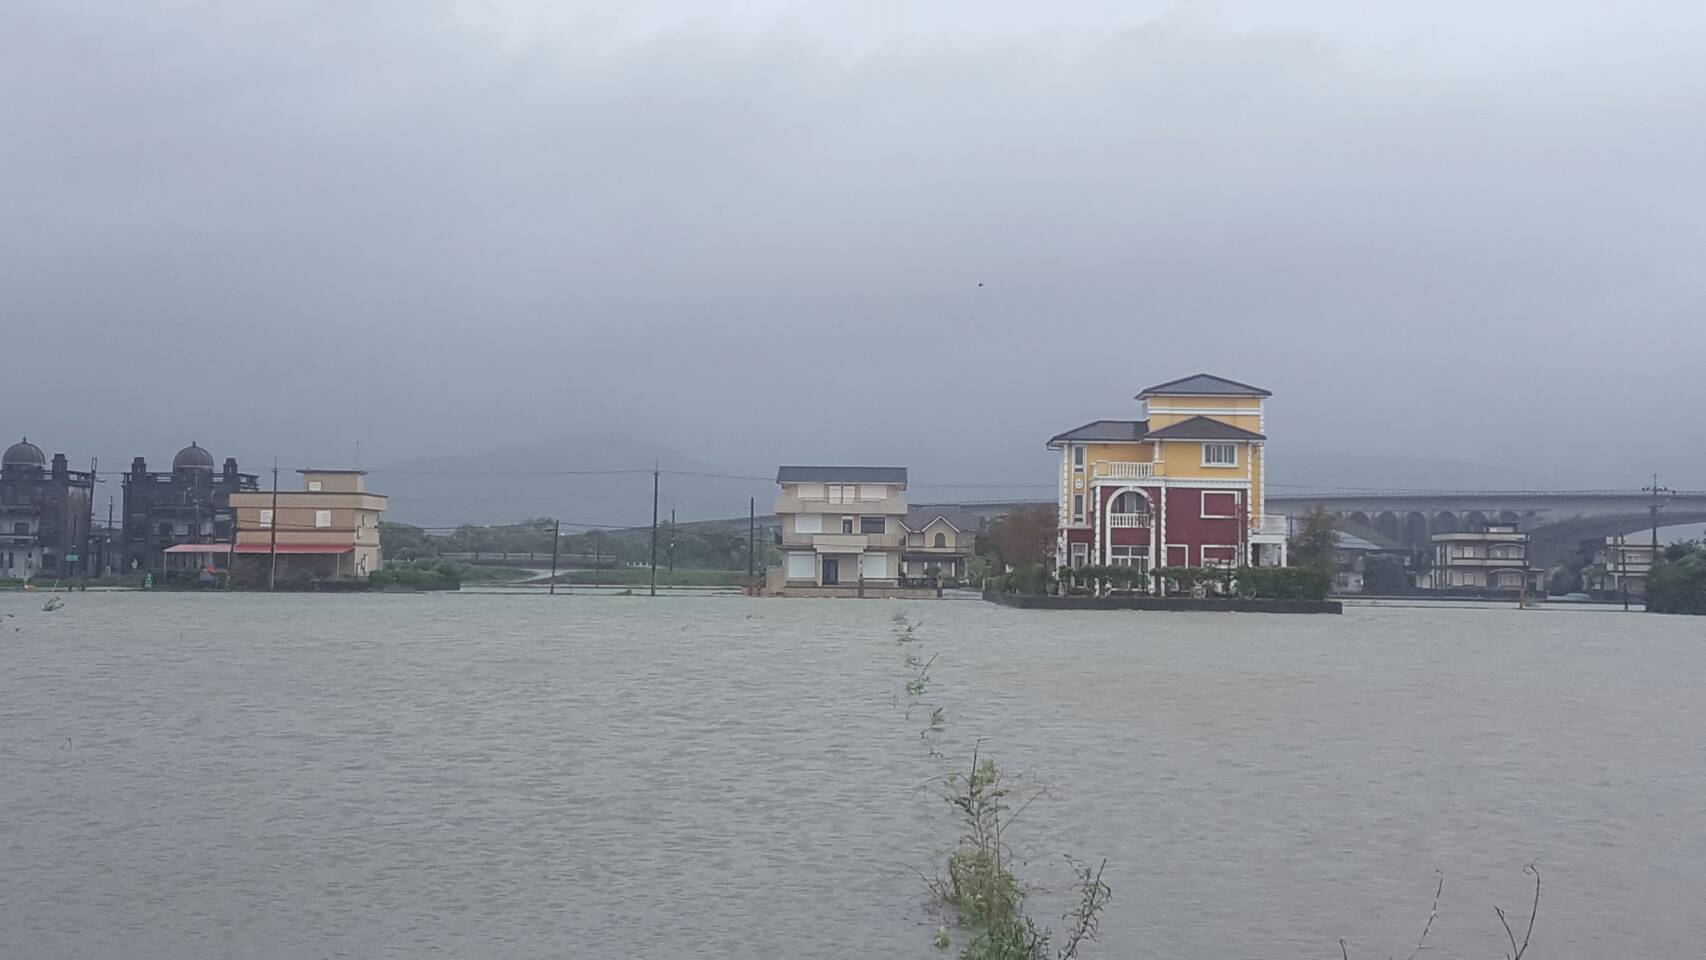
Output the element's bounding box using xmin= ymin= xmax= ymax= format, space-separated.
xmin=1108 ymin=513 xmax=1151 ymax=528
xmin=1254 ymin=514 xmax=1288 ymax=536
xmin=1095 ymin=462 xmax=1157 ymax=480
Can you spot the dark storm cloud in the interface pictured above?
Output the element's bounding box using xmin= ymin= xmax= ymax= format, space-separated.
xmin=5 ymin=0 xmax=1704 ymax=517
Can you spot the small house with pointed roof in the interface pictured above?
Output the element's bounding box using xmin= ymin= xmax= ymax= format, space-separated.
xmin=900 ymin=505 xmax=979 ymax=582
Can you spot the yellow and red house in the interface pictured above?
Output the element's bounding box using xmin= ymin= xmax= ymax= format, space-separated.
xmin=1046 ymin=373 xmax=1288 ymax=572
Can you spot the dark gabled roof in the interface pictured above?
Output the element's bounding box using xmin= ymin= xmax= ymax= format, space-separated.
xmin=1142 ymin=416 xmax=1266 ymax=441
xmin=776 ymin=465 xmax=908 ymax=485
xmin=1137 ymin=373 xmax=1272 ymax=399
xmin=1045 ymin=420 xmax=1149 ymax=446
xmin=902 ymin=506 xmax=978 ymax=533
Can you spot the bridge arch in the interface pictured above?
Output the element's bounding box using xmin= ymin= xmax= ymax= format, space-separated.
xmin=1498 ymin=509 xmax=1522 ymax=524
xmin=1404 ymin=511 xmax=1429 ymax=544
xmin=1347 ymin=511 xmax=1372 ymax=530
xmin=1376 ymin=511 xmax=1401 ymax=540
xmin=1433 ymin=511 xmax=1459 ymax=534
xmin=1465 ymin=510 xmax=1489 ymax=530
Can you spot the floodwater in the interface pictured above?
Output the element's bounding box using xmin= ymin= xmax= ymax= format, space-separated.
xmin=2 ymin=593 xmax=1702 ymax=958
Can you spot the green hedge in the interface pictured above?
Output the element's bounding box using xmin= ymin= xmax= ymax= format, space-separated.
xmin=1227 ymin=566 xmax=1330 ymax=601
xmin=370 ymin=561 xmax=462 ymax=591
xmin=1065 ymin=565 xmax=1328 ymax=601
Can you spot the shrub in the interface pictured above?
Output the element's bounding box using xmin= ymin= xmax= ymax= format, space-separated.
xmin=370 ymin=561 xmax=462 ymax=591
xmin=1648 ymin=542 xmax=1706 ymax=615
xmin=1230 ymin=566 xmax=1330 ymax=601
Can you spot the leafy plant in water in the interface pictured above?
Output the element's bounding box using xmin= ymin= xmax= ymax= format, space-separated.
xmin=929 ymin=747 xmax=1109 ymax=960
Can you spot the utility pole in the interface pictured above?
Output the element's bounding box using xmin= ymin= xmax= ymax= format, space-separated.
xmin=594 ymin=531 xmax=602 ymax=588
xmin=1644 ymin=473 xmax=1669 ymax=605
xmin=1619 ymin=532 xmax=1629 ymax=611
xmin=268 ymin=458 xmax=280 ymax=592
xmin=85 ymin=457 xmax=97 ymax=583
xmin=668 ymin=508 xmax=676 ymax=572
xmin=748 ymin=497 xmax=755 ymax=577
xmin=548 ymin=517 xmax=560 ymax=595
xmin=650 ymin=466 xmax=659 ymax=597
xmin=106 ymin=497 xmax=114 ymax=577
xmin=226 ymin=492 xmax=240 ymax=590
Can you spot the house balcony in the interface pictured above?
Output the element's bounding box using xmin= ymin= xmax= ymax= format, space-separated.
xmin=1253 ymin=515 xmax=1288 ymax=537
xmin=1107 ymin=512 xmax=1151 ymax=528
xmin=1093 ymin=462 xmax=1161 ymax=481
xmin=774 ymin=495 xmax=909 ymax=516
xmin=780 ymin=533 xmax=872 ymax=553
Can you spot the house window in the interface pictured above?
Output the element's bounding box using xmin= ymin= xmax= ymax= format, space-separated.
xmin=859 ymin=485 xmax=887 ymax=501
xmin=794 ymin=514 xmax=823 ymax=535
xmin=1202 ymin=443 xmax=1237 ymax=467
xmin=860 ymin=516 xmax=885 ymax=535
xmin=259 ymin=509 xmax=273 ymax=528
xmin=307 ymin=480 xmax=322 ymax=492
xmin=786 ymin=551 xmax=816 ymax=580
xmin=1072 ymin=494 xmax=1084 ymax=524
xmin=315 ymin=510 xmax=332 ymax=528
xmin=861 ymin=551 xmax=891 ymax=579
xmin=11 ymin=522 xmax=26 ymax=535
xmin=1109 ymin=545 xmax=1147 ymax=570
xmin=1111 ymin=491 xmax=1146 ymax=514
xmin=933 ymin=532 xmax=947 ymax=548
xmin=1072 ymin=446 xmax=1086 ymax=470
xmin=1201 ymin=491 xmax=1238 ymax=519
xmin=1070 ymin=542 xmax=1088 ymax=568
xmin=1202 ymin=545 xmax=1237 ymax=566
xmin=842 ymin=517 xmax=855 ymax=535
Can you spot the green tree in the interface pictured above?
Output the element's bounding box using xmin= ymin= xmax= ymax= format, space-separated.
xmin=379 ymin=522 xmax=437 ymax=560
xmin=1362 ymin=553 xmax=1410 ymax=594
xmin=1288 ymin=506 xmax=1339 ymax=582
xmin=1648 ymin=540 xmax=1706 ymax=615
xmin=988 ymin=505 xmax=1056 ymax=569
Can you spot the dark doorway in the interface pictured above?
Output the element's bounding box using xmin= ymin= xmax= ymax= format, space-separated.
xmin=822 ymin=556 xmax=840 ymax=585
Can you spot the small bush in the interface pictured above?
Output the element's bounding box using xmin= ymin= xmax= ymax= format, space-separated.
xmin=370 ymin=561 xmax=462 ymax=591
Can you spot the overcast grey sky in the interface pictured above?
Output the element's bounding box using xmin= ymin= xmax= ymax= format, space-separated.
xmin=6 ymin=0 xmax=1704 ymax=516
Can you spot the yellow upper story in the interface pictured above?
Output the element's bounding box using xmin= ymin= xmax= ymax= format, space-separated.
xmin=1053 ymin=373 xmax=1272 ymax=518
xmin=1142 ymin=394 xmax=1264 ymax=432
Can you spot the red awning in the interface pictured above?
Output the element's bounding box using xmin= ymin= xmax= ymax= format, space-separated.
xmin=162 ymin=543 xmax=353 ymax=555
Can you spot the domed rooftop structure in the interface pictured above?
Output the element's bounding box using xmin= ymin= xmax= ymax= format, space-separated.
xmin=3 ymin=437 xmax=46 ymax=469
xmin=173 ymin=442 xmax=215 ymax=471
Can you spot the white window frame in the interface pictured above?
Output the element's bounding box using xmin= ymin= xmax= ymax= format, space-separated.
xmin=1201 ymin=491 xmax=1239 ymax=519
xmin=307 ymin=480 xmax=322 ymax=492
xmin=314 ymin=510 xmax=332 ymax=529
xmin=1202 ymin=443 xmax=1238 ymax=467
xmin=1072 ymin=446 xmax=1086 ymax=470
xmin=1069 ymin=542 xmax=1088 ymax=569
xmin=258 ymin=509 xmax=273 ymax=529
xmin=1071 ymin=493 xmax=1085 ymax=525
xmin=794 ymin=513 xmax=823 ymax=535
xmin=1201 ymin=545 xmax=1238 ymax=567
xmin=786 ymin=551 xmax=816 ymax=580
xmin=1108 ymin=545 xmax=1148 ymax=571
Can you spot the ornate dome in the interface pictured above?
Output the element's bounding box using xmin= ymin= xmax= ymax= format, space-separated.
xmin=3 ymin=437 xmax=46 ymax=469
xmin=173 ymin=442 xmax=215 ymax=471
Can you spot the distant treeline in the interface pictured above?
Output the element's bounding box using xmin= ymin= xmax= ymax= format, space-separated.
xmin=379 ymin=519 xmax=778 ymax=570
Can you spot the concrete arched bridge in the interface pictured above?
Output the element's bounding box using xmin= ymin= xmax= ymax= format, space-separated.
xmin=1267 ymin=490 xmax=1706 ymax=564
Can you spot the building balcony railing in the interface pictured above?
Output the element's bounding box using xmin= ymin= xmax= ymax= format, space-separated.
xmin=1253 ymin=515 xmax=1288 ymax=536
xmin=1094 ymin=462 xmax=1160 ymax=481
xmin=1108 ymin=512 xmax=1150 ymax=528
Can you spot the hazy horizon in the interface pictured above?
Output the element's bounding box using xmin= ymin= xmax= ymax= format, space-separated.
xmin=8 ymin=0 xmax=1704 ymax=523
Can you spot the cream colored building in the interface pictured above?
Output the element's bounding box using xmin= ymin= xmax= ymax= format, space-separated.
xmin=225 ymin=469 xmax=387 ymax=582
xmin=769 ymin=466 xmax=929 ymax=596
xmin=901 ymin=507 xmax=978 ymax=581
